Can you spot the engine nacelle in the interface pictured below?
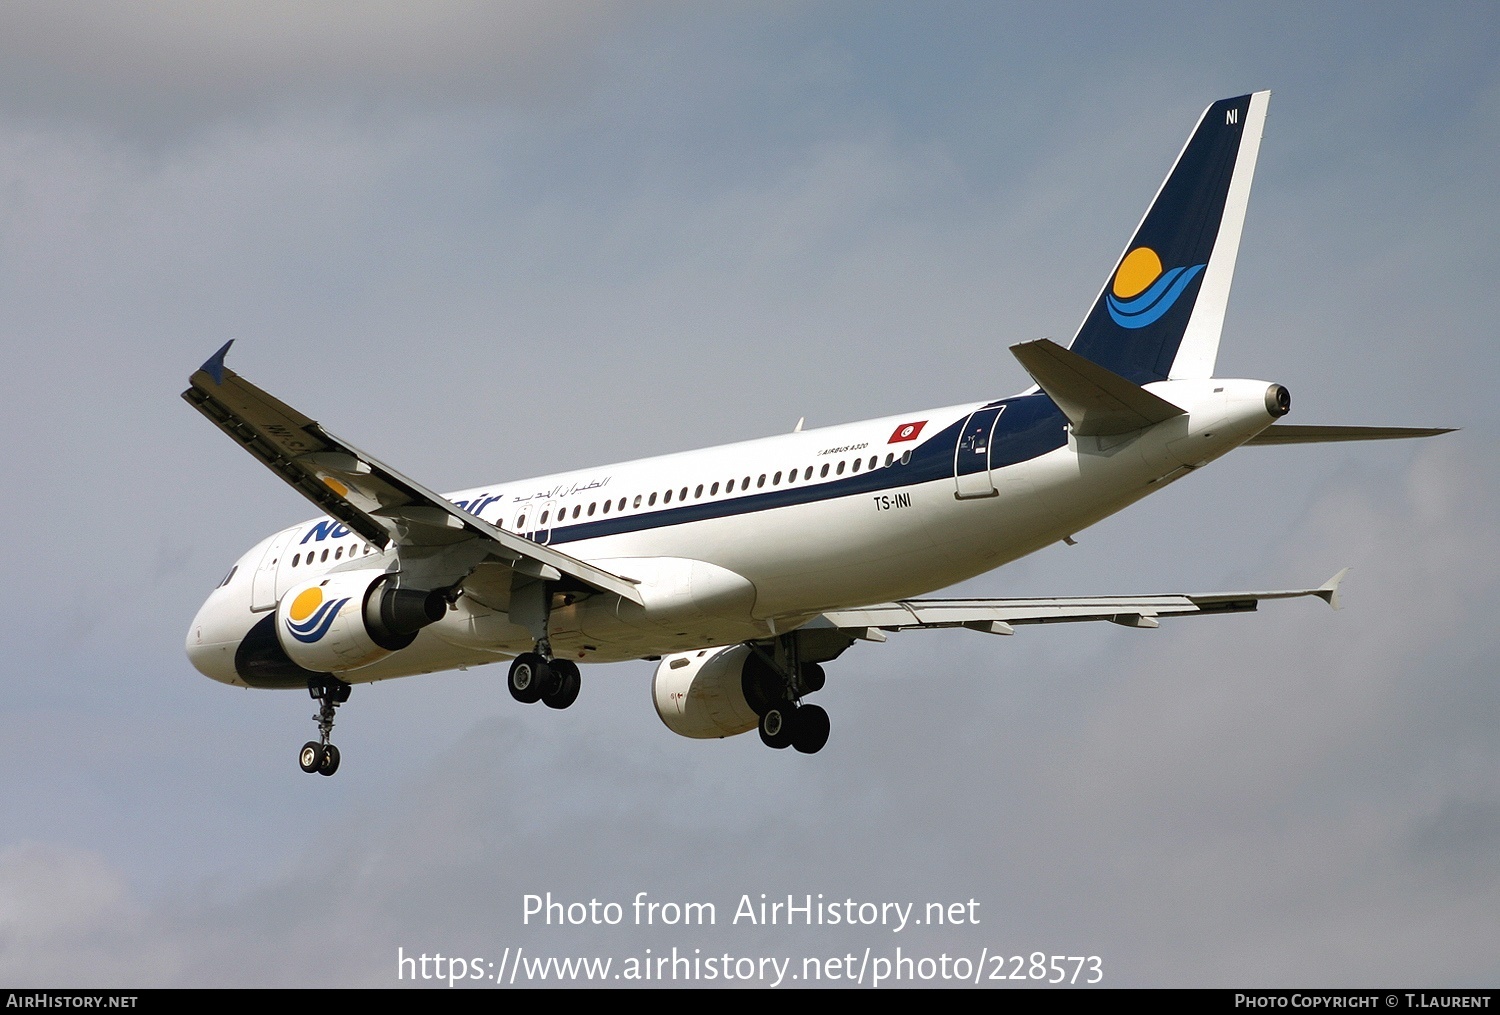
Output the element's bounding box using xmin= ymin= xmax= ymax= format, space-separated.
xmin=652 ymin=644 xmax=776 ymax=739
xmin=275 ymin=570 xmax=446 ymax=674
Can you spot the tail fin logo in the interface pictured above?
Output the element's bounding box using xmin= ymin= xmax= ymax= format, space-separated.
xmin=1106 ymin=247 xmax=1205 ymax=330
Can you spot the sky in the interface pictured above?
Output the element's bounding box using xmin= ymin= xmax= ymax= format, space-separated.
xmin=0 ymin=0 xmax=1497 ymax=988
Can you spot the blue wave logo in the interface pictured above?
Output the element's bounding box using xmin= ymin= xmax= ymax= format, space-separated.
xmin=1106 ymin=247 xmax=1205 ymax=330
xmin=284 ymin=587 xmax=350 ymax=644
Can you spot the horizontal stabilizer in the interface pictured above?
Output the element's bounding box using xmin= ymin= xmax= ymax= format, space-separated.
xmin=1010 ymin=338 xmax=1185 ymax=436
xmin=1245 ymin=424 xmax=1456 ymax=445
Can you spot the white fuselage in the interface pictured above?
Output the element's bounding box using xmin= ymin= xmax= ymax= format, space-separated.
xmin=186 ymin=377 xmax=1279 ymax=687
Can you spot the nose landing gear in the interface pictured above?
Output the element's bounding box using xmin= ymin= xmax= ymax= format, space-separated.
xmin=299 ymin=677 xmax=350 ymax=776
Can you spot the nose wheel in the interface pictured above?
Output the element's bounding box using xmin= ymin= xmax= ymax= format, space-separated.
xmin=299 ymin=678 xmax=350 ymax=776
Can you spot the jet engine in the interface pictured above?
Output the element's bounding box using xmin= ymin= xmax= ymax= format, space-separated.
xmin=275 ymin=570 xmax=446 ymax=673
xmin=652 ymin=645 xmax=764 ymax=739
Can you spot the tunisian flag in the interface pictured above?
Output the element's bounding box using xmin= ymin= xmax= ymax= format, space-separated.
xmin=887 ymin=420 xmax=926 ymax=443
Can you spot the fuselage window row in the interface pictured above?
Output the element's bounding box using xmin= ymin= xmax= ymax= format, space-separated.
xmin=287 ymin=448 xmax=910 ymax=569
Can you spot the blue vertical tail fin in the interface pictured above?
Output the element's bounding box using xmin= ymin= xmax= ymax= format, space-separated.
xmin=1067 ymin=92 xmax=1269 ymax=384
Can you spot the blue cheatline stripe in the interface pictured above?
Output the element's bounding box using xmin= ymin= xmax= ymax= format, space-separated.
xmin=533 ymin=393 xmax=1068 ymax=547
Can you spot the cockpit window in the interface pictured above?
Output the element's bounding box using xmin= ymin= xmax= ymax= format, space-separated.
xmin=217 ymin=565 xmax=238 ymax=588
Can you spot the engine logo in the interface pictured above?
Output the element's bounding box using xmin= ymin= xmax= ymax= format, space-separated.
xmin=284 ymin=586 xmax=350 ymax=644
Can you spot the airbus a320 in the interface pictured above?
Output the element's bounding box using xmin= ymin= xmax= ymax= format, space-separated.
xmin=183 ymin=92 xmax=1449 ymax=775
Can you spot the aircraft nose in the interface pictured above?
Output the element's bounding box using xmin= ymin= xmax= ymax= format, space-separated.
xmin=186 ymin=595 xmax=250 ymax=685
xmin=186 ymin=624 xmax=240 ymax=684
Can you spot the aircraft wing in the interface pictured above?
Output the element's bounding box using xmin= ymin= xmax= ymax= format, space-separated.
xmin=182 ymin=342 xmax=644 ymax=605
xmin=819 ymin=570 xmax=1347 ymax=636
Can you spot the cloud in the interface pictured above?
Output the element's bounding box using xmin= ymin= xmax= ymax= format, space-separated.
xmin=0 ymin=1 xmax=652 ymax=130
xmin=4 ymin=444 xmax=1493 ymax=986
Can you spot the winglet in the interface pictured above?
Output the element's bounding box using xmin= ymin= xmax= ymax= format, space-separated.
xmin=1316 ymin=568 xmax=1349 ymax=610
xmin=200 ymin=340 xmax=234 ymax=386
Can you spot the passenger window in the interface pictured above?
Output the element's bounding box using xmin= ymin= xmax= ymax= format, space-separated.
xmin=820 ymin=463 xmax=829 ymax=478
xmin=602 ymin=500 xmax=610 ymax=514
xmin=836 ymin=461 xmax=846 ymax=475
xmin=773 ymin=471 xmax=782 ymax=485
xmin=885 ymin=453 xmax=895 ymax=467
xmin=634 ymin=495 xmax=642 ymax=509
xmin=321 ymin=549 xmax=329 ymax=562
xmin=618 ymin=498 xmax=626 ymax=511
xmin=518 ymin=515 xmax=527 ymax=529
xmin=695 ymin=484 xmax=703 ymax=498
xmin=711 ymin=482 xmax=720 ymax=495
xmin=742 ymin=476 xmax=750 ymax=489
xmin=649 ymin=493 xmax=657 ymax=506
xmin=726 ymin=479 xmax=735 ymax=493
xmin=851 ymin=458 xmax=861 ymax=473
xmin=680 ymin=487 xmax=688 ymax=500
xmin=664 ymin=489 xmax=673 ymax=504
xmin=804 ymin=466 xmax=813 ymax=480
xmin=869 ymin=455 xmax=878 ymax=470
xmin=335 ymin=546 xmax=344 ymax=559
xmin=540 ymin=510 xmax=549 ymax=524
xmin=291 ymin=554 xmax=300 ymax=568
xmin=585 ymin=502 xmax=594 ymax=516
xmin=786 ymin=468 xmax=796 ymax=484
xmin=901 ymin=450 xmax=912 ymax=465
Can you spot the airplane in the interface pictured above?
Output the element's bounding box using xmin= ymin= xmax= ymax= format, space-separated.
xmin=183 ymin=91 xmax=1451 ymax=775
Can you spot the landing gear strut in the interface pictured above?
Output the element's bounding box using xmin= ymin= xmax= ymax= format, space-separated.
xmin=505 ymin=579 xmax=582 ymax=711
xmin=748 ymin=640 xmax=831 ymax=754
xmin=299 ymin=677 xmax=350 ymax=776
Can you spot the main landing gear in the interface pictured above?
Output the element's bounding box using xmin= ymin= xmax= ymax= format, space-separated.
xmin=746 ymin=643 xmax=831 ymax=755
xmin=508 ymin=650 xmax=582 ymax=710
xmin=299 ymin=677 xmax=350 ymax=776
xmin=757 ymin=701 xmax=831 ymax=754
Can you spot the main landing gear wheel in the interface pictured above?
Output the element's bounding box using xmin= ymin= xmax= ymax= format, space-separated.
xmin=508 ymin=652 xmax=548 ymax=704
xmin=759 ymin=707 xmax=794 ymax=750
xmin=543 ymin=659 xmax=581 ymax=710
xmin=790 ymin=703 xmax=830 ymax=754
